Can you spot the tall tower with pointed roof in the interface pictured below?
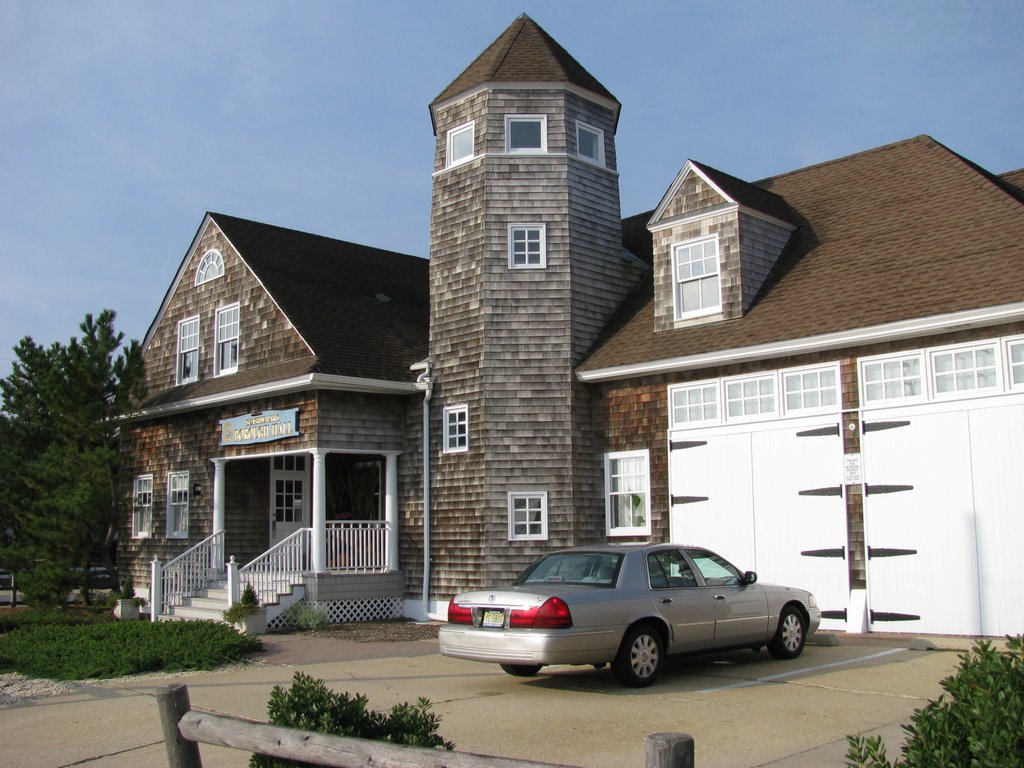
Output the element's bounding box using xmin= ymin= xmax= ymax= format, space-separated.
xmin=425 ymin=15 xmax=644 ymax=598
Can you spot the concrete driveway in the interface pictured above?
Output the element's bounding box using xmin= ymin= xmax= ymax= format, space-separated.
xmin=0 ymin=632 xmax=972 ymax=768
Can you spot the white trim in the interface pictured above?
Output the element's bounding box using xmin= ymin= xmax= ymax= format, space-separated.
xmin=429 ymin=82 xmax=620 ymax=131
xmin=577 ymin=302 xmax=1024 ymax=383
xmin=672 ymin=234 xmax=722 ymax=320
xmin=576 ymin=120 xmax=605 ymax=166
xmin=195 ymin=249 xmax=225 ymax=285
xmin=649 ymin=161 xmax=733 ymax=229
xmin=443 ymin=404 xmax=469 ymax=454
xmin=446 ymin=121 xmax=475 ymax=168
xmin=604 ymin=449 xmax=651 ymax=537
xmin=508 ymin=223 xmax=547 ymax=269
xmin=508 ymin=491 xmax=548 ymax=541
xmin=505 ymin=114 xmax=547 ymax=153
xmin=120 ymin=373 xmax=420 ymax=421
xmin=648 ymin=203 xmax=797 ymax=235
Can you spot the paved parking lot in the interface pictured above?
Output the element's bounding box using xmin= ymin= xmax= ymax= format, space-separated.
xmin=0 ymin=632 xmax=971 ymax=767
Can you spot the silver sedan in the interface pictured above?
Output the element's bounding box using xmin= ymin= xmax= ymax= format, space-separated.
xmin=439 ymin=543 xmax=821 ymax=687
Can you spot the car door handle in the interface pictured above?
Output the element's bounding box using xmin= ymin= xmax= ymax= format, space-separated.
xmin=660 ymin=598 xmax=674 ymax=604
xmin=713 ymin=594 xmax=726 ymax=600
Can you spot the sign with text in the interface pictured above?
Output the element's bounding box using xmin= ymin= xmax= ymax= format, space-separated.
xmin=219 ymin=408 xmax=300 ymax=446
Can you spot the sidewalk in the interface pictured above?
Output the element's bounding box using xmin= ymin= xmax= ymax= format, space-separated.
xmin=0 ymin=631 xmax=977 ymax=768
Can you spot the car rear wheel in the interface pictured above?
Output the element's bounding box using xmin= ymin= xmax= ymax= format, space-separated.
xmin=768 ymin=606 xmax=806 ymax=660
xmin=613 ymin=624 xmax=664 ymax=687
xmin=500 ymin=663 xmax=542 ymax=677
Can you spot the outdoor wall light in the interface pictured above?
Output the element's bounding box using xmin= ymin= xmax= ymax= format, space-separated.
xmin=193 ymin=483 xmax=203 ymax=496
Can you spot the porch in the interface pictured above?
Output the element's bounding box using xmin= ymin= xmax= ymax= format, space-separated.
xmin=152 ymin=520 xmax=404 ymax=629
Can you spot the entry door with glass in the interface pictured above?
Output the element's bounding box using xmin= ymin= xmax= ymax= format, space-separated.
xmin=270 ymin=455 xmax=307 ymax=547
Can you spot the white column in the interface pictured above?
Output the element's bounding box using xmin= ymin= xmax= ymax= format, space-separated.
xmin=311 ymin=449 xmax=327 ymax=573
xmin=212 ymin=458 xmax=227 ymax=534
xmin=384 ymin=453 xmax=399 ymax=572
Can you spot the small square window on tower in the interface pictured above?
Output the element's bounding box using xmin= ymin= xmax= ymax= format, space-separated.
xmin=576 ymin=121 xmax=604 ymax=165
xmin=505 ymin=115 xmax=547 ymax=153
xmin=443 ymin=404 xmax=469 ymax=453
xmin=447 ymin=121 xmax=474 ymax=167
xmin=509 ymin=224 xmax=546 ymax=269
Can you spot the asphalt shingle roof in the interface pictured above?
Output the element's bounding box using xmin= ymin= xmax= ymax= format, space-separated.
xmin=580 ymin=135 xmax=1024 ymax=374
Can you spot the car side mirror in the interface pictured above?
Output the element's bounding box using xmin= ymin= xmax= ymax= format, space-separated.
xmin=742 ymin=571 xmax=758 ymax=585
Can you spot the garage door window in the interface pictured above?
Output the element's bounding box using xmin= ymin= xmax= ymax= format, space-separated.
xmin=931 ymin=344 xmax=998 ymax=395
xmin=670 ymin=383 xmax=718 ymax=426
xmin=783 ymin=367 xmax=837 ymax=412
xmin=726 ymin=376 xmax=775 ymax=419
xmin=861 ymin=354 xmax=924 ymax=403
xmin=1009 ymin=340 xmax=1024 ymax=387
xmin=605 ymin=450 xmax=651 ymax=537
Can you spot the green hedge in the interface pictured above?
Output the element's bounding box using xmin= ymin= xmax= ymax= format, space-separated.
xmin=847 ymin=635 xmax=1024 ymax=767
xmin=0 ymin=620 xmax=261 ymax=679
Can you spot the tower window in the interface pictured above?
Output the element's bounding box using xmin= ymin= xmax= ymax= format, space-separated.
xmin=506 ymin=115 xmax=547 ymax=153
xmin=447 ymin=121 xmax=475 ymax=167
xmin=509 ymin=224 xmax=546 ymax=269
xmin=577 ymin=122 xmax=604 ymax=165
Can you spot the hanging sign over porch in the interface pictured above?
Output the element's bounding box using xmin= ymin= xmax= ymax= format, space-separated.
xmin=220 ymin=408 xmax=300 ymax=446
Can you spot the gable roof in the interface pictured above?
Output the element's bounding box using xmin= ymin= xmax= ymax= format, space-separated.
xmin=431 ymin=14 xmax=617 ymax=118
xmin=143 ymin=213 xmax=428 ymax=404
xmin=580 ymin=135 xmax=1024 ymax=379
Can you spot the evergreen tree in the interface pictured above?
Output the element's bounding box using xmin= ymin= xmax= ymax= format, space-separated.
xmin=0 ymin=310 xmax=144 ymax=606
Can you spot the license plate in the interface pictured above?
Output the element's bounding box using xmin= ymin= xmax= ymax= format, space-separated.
xmin=481 ymin=609 xmax=505 ymax=628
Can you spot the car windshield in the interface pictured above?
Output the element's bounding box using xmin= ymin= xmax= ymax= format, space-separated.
xmin=515 ymin=552 xmax=622 ymax=587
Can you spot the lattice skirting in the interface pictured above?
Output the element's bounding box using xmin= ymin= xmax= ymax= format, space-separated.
xmin=268 ymin=597 xmax=405 ymax=631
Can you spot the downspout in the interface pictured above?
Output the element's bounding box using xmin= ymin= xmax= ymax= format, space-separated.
xmin=413 ymin=361 xmax=434 ymax=619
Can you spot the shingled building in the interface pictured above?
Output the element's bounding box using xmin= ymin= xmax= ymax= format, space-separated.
xmin=122 ymin=15 xmax=1024 ymax=637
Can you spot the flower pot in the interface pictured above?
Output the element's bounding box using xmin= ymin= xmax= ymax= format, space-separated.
xmin=113 ymin=598 xmax=140 ymax=621
xmin=235 ymin=608 xmax=267 ymax=635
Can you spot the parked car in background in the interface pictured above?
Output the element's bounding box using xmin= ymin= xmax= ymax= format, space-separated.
xmin=440 ymin=543 xmax=821 ymax=687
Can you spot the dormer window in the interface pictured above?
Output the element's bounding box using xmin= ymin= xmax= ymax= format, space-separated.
xmin=672 ymin=235 xmax=722 ymax=320
xmin=576 ymin=121 xmax=604 ymax=165
xmin=195 ymin=249 xmax=225 ymax=285
xmin=447 ymin=121 xmax=475 ymax=167
xmin=506 ymin=115 xmax=546 ymax=153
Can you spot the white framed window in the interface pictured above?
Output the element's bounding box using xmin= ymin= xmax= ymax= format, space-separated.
xmin=783 ymin=365 xmax=839 ymax=413
xmin=506 ymin=115 xmax=547 ymax=153
xmin=443 ymin=404 xmax=469 ymax=454
xmin=931 ymin=343 xmax=999 ymax=396
xmin=508 ymin=492 xmax=548 ymax=541
xmin=725 ymin=375 xmax=776 ymax=420
xmin=861 ymin=353 xmax=925 ymax=404
xmin=214 ymin=304 xmax=240 ymax=376
xmin=177 ymin=316 xmax=200 ymax=385
xmin=447 ymin=121 xmax=475 ymax=167
xmin=195 ymin=249 xmax=225 ymax=285
xmin=669 ymin=382 xmax=718 ymax=428
xmin=132 ymin=475 xmax=153 ymax=539
xmin=1007 ymin=338 xmax=1024 ymax=389
xmin=509 ymin=224 xmax=546 ymax=268
xmin=167 ymin=471 xmax=189 ymax=539
xmin=672 ymin=235 xmax=721 ymax=320
xmin=605 ymin=450 xmax=651 ymax=537
xmin=576 ymin=121 xmax=604 ymax=165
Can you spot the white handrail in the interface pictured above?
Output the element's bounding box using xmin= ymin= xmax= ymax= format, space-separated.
xmin=326 ymin=520 xmax=388 ymax=572
xmin=159 ymin=532 xmax=224 ymax=615
xmin=239 ymin=528 xmax=311 ymax=607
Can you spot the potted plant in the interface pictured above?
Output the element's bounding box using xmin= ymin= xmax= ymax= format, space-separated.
xmin=112 ymin=576 xmax=141 ymax=620
xmin=224 ymin=582 xmax=267 ymax=635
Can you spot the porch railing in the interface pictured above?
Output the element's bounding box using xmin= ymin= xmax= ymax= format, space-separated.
xmin=157 ymin=531 xmax=225 ymax=616
xmin=326 ymin=520 xmax=388 ymax=572
xmin=239 ymin=528 xmax=311 ymax=608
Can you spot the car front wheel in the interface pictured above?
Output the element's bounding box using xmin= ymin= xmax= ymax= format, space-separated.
xmin=768 ymin=606 xmax=806 ymax=660
xmin=613 ymin=624 xmax=664 ymax=687
xmin=500 ymin=663 xmax=542 ymax=677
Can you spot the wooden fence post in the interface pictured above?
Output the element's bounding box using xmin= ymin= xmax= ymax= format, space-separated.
xmin=645 ymin=733 xmax=694 ymax=768
xmin=157 ymin=684 xmax=203 ymax=768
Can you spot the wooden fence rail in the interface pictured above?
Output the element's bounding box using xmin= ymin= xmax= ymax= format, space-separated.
xmin=157 ymin=684 xmax=695 ymax=768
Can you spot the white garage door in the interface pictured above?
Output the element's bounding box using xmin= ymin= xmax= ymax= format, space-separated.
xmin=862 ymin=399 xmax=1024 ymax=636
xmin=669 ymin=418 xmax=848 ymax=632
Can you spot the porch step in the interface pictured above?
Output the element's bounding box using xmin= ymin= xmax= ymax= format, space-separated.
xmin=167 ymin=585 xmax=230 ymax=622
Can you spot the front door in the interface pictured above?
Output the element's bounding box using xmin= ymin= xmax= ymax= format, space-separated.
xmin=270 ymin=455 xmax=307 ymax=547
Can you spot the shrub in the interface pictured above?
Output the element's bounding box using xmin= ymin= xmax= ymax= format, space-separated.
xmin=0 ymin=606 xmax=110 ymax=634
xmin=224 ymin=583 xmax=261 ymax=624
xmin=281 ymin=601 xmax=328 ymax=631
xmin=846 ymin=635 xmax=1024 ymax=767
xmin=0 ymin=619 xmax=261 ymax=679
xmin=250 ymin=672 xmax=453 ymax=767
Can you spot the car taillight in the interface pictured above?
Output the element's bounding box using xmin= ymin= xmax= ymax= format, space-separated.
xmin=447 ymin=598 xmax=473 ymax=625
xmin=509 ymin=597 xmax=573 ymax=629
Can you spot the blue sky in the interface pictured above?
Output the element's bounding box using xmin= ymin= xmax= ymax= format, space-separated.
xmin=1 ymin=1 xmax=1021 ymax=372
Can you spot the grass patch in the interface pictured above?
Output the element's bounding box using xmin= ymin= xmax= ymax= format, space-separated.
xmin=0 ymin=620 xmax=261 ymax=680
